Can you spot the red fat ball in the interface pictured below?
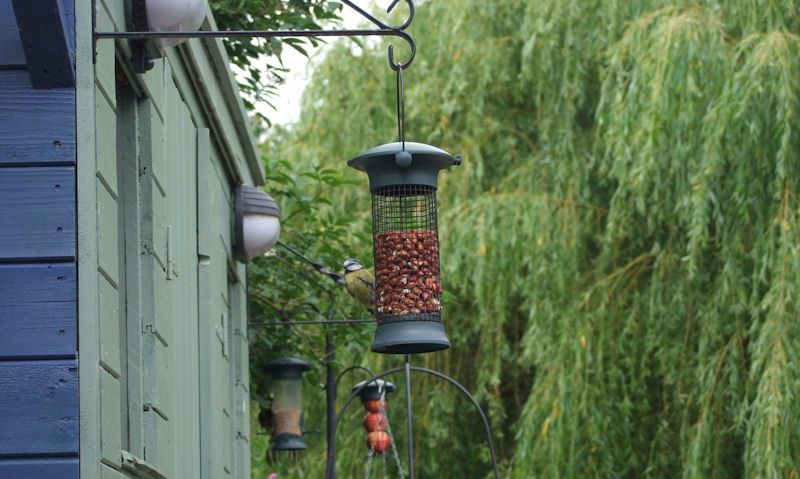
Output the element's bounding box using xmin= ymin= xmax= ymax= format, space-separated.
xmin=364 ymin=399 xmax=388 ymax=413
xmin=366 ymin=431 xmax=392 ymax=454
xmin=363 ymin=412 xmax=389 ymax=432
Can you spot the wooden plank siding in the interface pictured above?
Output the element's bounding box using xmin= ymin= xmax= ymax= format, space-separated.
xmin=0 ymin=360 xmax=79 ymax=455
xmin=0 ymin=263 xmax=76 ymax=359
xmin=0 ymin=458 xmax=78 ymax=478
xmin=0 ymin=0 xmax=79 ymax=474
xmin=77 ymin=1 xmax=260 ymax=477
xmin=0 ymin=71 xmax=76 ymax=166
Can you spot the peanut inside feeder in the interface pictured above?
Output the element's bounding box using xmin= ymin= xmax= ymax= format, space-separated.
xmin=348 ymin=142 xmax=461 ymax=354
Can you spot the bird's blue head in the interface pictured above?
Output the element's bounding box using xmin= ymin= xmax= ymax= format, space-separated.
xmin=343 ymin=258 xmax=363 ymax=272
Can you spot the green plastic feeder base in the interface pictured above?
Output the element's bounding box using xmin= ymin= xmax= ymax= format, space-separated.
xmin=271 ymin=433 xmax=307 ymax=451
xmin=371 ymin=320 xmax=450 ymax=354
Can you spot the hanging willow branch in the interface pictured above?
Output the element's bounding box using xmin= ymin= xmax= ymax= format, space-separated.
xmin=254 ymin=1 xmax=800 ymax=477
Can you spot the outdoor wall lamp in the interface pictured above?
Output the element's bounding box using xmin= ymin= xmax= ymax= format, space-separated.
xmin=263 ymin=357 xmax=312 ymax=451
xmin=124 ymin=0 xmax=208 ymax=72
xmin=142 ymin=0 xmax=208 ymax=47
xmin=234 ymin=184 xmax=281 ymax=263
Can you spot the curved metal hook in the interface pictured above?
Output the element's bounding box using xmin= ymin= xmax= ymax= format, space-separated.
xmin=340 ymin=0 xmax=414 ymax=31
xmin=386 ymin=0 xmax=415 ymax=31
xmin=388 ymin=29 xmax=416 ymax=71
xmin=339 ymin=0 xmax=417 ymax=70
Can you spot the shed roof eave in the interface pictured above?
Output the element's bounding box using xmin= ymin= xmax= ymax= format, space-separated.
xmin=196 ymin=15 xmax=264 ymax=186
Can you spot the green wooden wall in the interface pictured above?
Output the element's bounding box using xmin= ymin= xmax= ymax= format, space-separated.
xmin=78 ymin=2 xmax=262 ymax=478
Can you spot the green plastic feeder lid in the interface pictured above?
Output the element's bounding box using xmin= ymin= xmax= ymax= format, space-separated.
xmin=348 ymin=142 xmax=462 ymax=191
xmin=263 ymin=357 xmax=311 ymax=379
xmin=353 ymin=379 xmax=397 ymax=402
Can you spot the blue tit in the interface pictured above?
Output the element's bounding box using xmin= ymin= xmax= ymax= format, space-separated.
xmin=343 ymin=258 xmax=375 ymax=312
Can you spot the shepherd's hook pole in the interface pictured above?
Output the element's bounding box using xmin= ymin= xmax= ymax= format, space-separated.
xmin=404 ymin=355 xmax=414 ymax=479
xmin=325 ymin=329 xmax=337 ymax=479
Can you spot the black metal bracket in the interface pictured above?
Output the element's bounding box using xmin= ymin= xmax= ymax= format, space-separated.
xmin=92 ymin=0 xmax=417 ymax=72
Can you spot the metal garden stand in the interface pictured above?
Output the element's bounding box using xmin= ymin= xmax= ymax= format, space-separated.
xmin=325 ymin=357 xmax=501 ymax=479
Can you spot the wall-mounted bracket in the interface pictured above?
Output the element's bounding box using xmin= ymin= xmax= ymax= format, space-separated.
xmin=92 ymin=0 xmax=417 ymax=73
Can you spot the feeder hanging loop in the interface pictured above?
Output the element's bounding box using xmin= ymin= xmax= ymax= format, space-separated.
xmin=396 ymin=67 xmax=407 ymax=150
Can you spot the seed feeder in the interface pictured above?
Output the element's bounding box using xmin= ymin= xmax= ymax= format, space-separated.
xmin=353 ymin=379 xmax=397 ymax=455
xmin=263 ymin=358 xmax=311 ymax=451
xmin=349 ymin=142 xmax=461 ymax=354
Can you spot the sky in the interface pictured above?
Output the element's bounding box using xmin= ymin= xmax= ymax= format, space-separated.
xmin=255 ymin=6 xmax=366 ymax=126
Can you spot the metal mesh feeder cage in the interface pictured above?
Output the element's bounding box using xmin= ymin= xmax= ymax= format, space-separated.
xmin=348 ymin=142 xmax=462 ymax=354
xmin=263 ymin=358 xmax=311 ymax=451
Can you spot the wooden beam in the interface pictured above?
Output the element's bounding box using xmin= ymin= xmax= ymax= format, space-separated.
xmin=11 ymin=0 xmax=75 ymax=88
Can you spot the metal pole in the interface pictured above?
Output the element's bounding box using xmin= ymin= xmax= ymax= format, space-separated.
xmin=325 ymin=330 xmax=337 ymax=479
xmin=404 ymin=355 xmax=414 ymax=479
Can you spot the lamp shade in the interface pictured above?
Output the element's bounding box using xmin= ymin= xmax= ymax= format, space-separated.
xmin=264 ymin=358 xmax=311 ymax=451
xmin=145 ymin=0 xmax=208 ymax=47
xmin=234 ymin=185 xmax=281 ymax=263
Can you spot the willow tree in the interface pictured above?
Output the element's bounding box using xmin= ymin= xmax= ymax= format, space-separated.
xmin=251 ymin=0 xmax=800 ymax=477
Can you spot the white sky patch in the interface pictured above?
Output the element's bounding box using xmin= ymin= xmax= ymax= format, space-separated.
xmin=238 ymin=5 xmax=371 ymax=127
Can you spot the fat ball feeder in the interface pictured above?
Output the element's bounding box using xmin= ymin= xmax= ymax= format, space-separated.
xmin=353 ymin=379 xmax=397 ymax=455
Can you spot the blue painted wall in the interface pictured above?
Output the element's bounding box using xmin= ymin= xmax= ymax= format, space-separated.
xmin=0 ymin=0 xmax=78 ymax=476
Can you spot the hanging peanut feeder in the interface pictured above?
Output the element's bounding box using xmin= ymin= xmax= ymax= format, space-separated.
xmin=349 ymin=142 xmax=461 ymax=354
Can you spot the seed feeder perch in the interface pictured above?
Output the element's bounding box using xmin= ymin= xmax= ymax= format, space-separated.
xmin=349 ymin=143 xmax=461 ymax=354
xmin=263 ymin=358 xmax=311 ymax=451
xmin=353 ymin=379 xmax=397 ymax=455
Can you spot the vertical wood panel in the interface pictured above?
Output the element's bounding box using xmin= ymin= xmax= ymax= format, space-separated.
xmin=117 ymin=87 xmax=144 ymax=461
xmin=100 ymin=369 xmax=121 ymax=468
xmin=0 ymin=263 xmax=76 ymax=359
xmin=97 ymin=180 xmax=119 ymax=286
xmin=0 ymin=167 xmax=75 ymax=260
xmin=93 ymin=4 xmax=115 ymax=107
xmin=96 ymin=90 xmax=118 ymax=196
xmin=76 ymin=0 xmax=99 ymax=474
xmin=230 ymin=272 xmax=250 ymax=479
xmin=98 ymin=273 xmax=121 ymax=375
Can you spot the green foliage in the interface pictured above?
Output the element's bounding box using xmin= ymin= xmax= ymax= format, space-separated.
xmin=247 ymin=0 xmax=800 ymax=477
xmin=210 ymin=0 xmax=342 ymax=123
